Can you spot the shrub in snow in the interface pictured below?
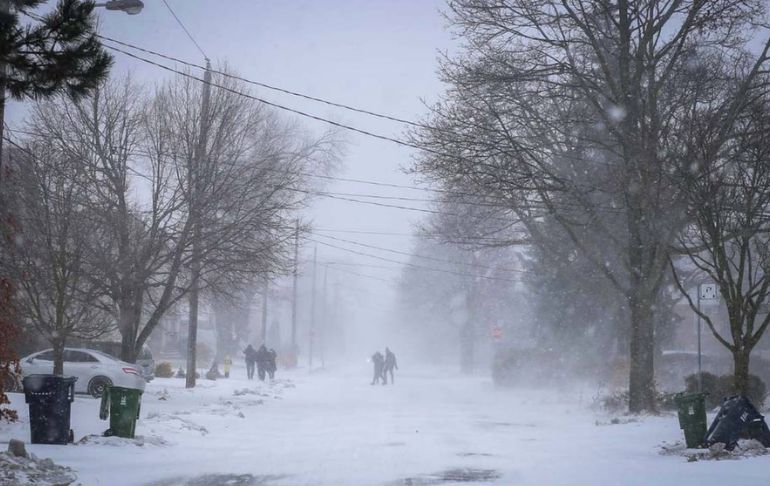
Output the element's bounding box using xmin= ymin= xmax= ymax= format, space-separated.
xmin=598 ymin=390 xmax=678 ymax=413
xmin=685 ymin=372 xmax=766 ymax=409
xmin=154 ymin=362 xmax=174 ymax=378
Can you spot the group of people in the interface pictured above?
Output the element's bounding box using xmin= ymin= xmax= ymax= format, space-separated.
xmin=370 ymin=347 xmax=398 ymax=385
xmin=244 ymin=344 xmax=278 ymax=381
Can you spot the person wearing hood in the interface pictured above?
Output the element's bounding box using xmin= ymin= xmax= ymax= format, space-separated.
xmin=383 ymin=347 xmax=398 ymax=385
xmin=244 ymin=345 xmax=258 ymax=380
xmin=371 ymin=351 xmax=385 ymax=385
xmin=267 ymin=348 xmax=278 ymax=380
xmin=256 ymin=344 xmax=272 ymax=382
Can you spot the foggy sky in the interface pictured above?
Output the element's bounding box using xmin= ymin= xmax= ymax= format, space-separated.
xmin=6 ymin=1 xmax=456 ymax=345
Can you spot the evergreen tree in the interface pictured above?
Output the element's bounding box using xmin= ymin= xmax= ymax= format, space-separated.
xmin=0 ymin=0 xmax=112 ymax=165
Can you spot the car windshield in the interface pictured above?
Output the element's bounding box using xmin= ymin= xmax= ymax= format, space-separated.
xmin=4 ymin=2 xmax=770 ymax=485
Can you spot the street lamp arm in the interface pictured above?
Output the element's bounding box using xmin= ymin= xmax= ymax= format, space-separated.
xmin=95 ymin=0 xmax=144 ymax=15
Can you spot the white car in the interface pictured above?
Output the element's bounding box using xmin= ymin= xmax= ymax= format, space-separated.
xmin=20 ymin=348 xmax=146 ymax=398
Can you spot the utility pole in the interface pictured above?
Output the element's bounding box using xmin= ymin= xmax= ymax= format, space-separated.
xmin=309 ymin=246 xmax=317 ymax=372
xmin=290 ymin=219 xmax=299 ymax=363
xmin=185 ymin=59 xmax=212 ymax=389
xmin=261 ymin=275 xmax=268 ymax=344
xmin=697 ymin=285 xmax=703 ymax=393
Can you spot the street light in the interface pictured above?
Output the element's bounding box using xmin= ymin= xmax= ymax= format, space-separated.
xmin=95 ymin=0 xmax=144 ymax=15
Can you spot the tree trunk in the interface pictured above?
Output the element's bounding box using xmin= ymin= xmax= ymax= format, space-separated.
xmin=732 ymin=349 xmax=750 ymax=396
xmin=118 ymin=296 xmax=140 ymax=363
xmin=52 ymin=338 xmax=65 ymax=376
xmin=628 ymin=290 xmax=656 ymax=413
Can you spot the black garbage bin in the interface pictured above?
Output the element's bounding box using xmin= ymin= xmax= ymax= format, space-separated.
xmin=705 ymin=395 xmax=770 ymax=450
xmin=22 ymin=374 xmax=77 ymax=445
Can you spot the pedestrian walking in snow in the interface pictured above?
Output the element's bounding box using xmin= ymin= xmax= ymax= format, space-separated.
xmin=371 ymin=351 xmax=385 ymax=385
xmin=244 ymin=345 xmax=258 ymax=380
xmin=383 ymin=347 xmax=398 ymax=384
xmin=223 ymin=355 xmax=233 ymax=378
xmin=267 ymin=348 xmax=278 ymax=380
xmin=256 ymin=344 xmax=271 ymax=381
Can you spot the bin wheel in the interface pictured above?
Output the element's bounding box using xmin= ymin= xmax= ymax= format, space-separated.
xmin=88 ymin=376 xmax=112 ymax=398
xmin=68 ymin=429 xmax=74 ymax=443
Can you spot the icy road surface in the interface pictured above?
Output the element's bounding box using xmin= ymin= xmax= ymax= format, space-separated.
xmin=2 ymin=365 xmax=770 ymax=485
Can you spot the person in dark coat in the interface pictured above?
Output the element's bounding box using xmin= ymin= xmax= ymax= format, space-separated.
xmin=371 ymin=351 xmax=385 ymax=385
xmin=256 ymin=344 xmax=271 ymax=381
xmin=244 ymin=344 xmax=258 ymax=380
xmin=383 ymin=347 xmax=398 ymax=385
xmin=267 ymin=348 xmax=278 ymax=380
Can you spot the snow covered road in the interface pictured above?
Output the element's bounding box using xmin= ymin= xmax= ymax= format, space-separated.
xmin=2 ymin=365 xmax=770 ymax=485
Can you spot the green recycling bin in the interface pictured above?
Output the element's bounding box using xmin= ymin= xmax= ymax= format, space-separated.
xmin=99 ymin=385 xmax=142 ymax=438
xmin=675 ymin=392 xmax=707 ymax=448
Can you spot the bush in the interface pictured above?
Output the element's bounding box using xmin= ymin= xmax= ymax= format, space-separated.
xmin=600 ymin=391 xmax=628 ymax=414
xmin=154 ymin=362 xmax=174 ymax=378
xmin=597 ymin=390 xmax=679 ymax=413
xmin=684 ymin=372 xmax=766 ymax=409
xmin=685 ymin=372 xmax=724 ymax=408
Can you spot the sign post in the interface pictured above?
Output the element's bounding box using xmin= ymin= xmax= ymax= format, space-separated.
xmin=697 ymin=283 xmax=718 ymax=392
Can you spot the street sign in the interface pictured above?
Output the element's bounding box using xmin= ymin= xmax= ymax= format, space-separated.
xmin=700 ymin=283 xmax=718 ymax=300
xmin=491 ymin=325 xmax=502 ymax=340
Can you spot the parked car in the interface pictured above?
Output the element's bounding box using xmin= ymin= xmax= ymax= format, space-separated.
xmin=77 ymin=341 xmax=155 ymax=382
xmin=19 ymin=348 xmax=146 ymax=397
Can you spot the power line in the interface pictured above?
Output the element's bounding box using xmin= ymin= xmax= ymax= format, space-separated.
xmin=288 ymin=187 xmax=447 ymax=215
xmin=5 ymin=126 xmax=525 ymax=222
xmin=161 ymin=0 xmax=209 ymax=60
xmin=16 ymin=10 xmax=696 ymax=210
xmin=263 ymin=167 xmax=627 ymax=215
xmin=6 ymin=126 xmax=585 ymax=227
xmin=313 ymin=228 xmax=519 ymax=242
xmin=304 ymin=236 xmax=522 ymax=283
xmin=323 ymin=265 xmax=392 ymax=284
xmin=96 ymin=34 xmax=429 ymax=130
xmin=311 ymin=232 xmax=529 ymax=274
xmin=99 ymin=41 xmax=441 ymax=157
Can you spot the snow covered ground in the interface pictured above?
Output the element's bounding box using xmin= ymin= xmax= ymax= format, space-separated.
xmin=1 ymin=363 xmax=769 ymax=485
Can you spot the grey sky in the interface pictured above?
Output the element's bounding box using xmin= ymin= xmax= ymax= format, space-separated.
xmin=7 ymin=0 xmax=456 ymax=342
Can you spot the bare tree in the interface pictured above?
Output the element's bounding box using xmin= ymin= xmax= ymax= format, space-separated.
xmin=0 ymin=141 xmax=112 ymax=374
xmin=412 ymin=0 xmax=770 ymax=412
xmin=672 ymin=93 xmax=770 ymax=395
xmin=149 ymin=67 xmax=341 ymax=387
xmin=25 ymin=77 xmax=194 ymax=366
xmin=22 ymin=69 xmax=340 ymax=385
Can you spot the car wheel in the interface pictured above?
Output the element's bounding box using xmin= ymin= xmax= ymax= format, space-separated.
xmin=87 ymin=376 xmax=112 ymax=398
